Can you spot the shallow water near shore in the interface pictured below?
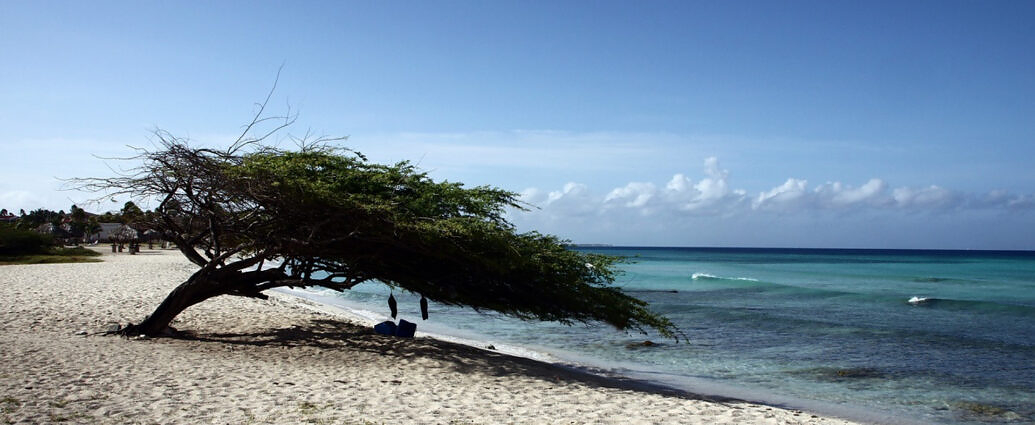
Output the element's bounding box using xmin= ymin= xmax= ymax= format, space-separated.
xmin=298 ymin=247 xmax=1035 ymax=425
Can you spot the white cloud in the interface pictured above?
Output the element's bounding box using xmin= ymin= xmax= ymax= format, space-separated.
xmin=825 ymin=178 xmax=888 ymax=206
xmin=605 ymin=182 xmax=656 ymax=208
xmin=753 ymin=178 xmax=809 ymax=211
xmin=520 ymin=182 xmax=600 ymax=219
xmin=702 ymin=156 xmax=727 ymax=180
xmin=665 ymin=174 xmax=692 ymax=192
xmin=514 ymin=157 xmax=1035 ymax=225
xmin=1004 ymin=193 xmax=1035 ymax=210
xmin=548 ymin=182 xmax=588 ymax=204
xmin=524 ymin=157 xmax=750 ymax=219
xmin=518 ymin=187 xmax=546 ymax=205
xmin=892 ymin=185 xmax=958 ymax=209
xmin=658 ymin=158 xmax=748 ymax=214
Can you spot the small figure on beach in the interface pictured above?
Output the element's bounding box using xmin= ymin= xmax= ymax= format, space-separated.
xmin=388 ymin=293 xmax=398 ymax=319
xmin=420 ymin=295 xmax=429 ymax=320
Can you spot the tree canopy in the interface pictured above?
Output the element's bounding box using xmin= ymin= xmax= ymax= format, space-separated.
xmin=74 ymin=110 xmax=677 ymax=340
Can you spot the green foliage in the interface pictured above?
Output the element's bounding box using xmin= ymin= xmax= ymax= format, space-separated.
xmin=95 ymin=211 xmax=122 ymax=223
xmin=76 ymin=127 xmax=678 ymax=338
xmin=236 ymin=149 xmax=516 ymax=224
xmin=66 ymin=205 xmax=89 ymax=239
xmin=15 ymin=208 xmax=63 ymax=230
xmin=86 ymin=217 xmax=102 ymax=236
xmin=69 ymin=204 xmax=87 ymax=223
xmin=229 ymin=147 xmax=676 ymax=337
xmin=0 ymin=232 xmax=100 ymax=265
xmin=0 ymin=226 xmax=55 ymax=255
xmin=120 ymin=201 xmax=144 ymax=224
xmin=55 ymin=246 xmax=103 ymax=257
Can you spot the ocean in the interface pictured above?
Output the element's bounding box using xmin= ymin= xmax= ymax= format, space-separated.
xmin=286 ymin=247 xmax=1035 ymax=425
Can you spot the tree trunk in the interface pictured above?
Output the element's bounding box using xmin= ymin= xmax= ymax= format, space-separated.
xmin=117 ymin=265 xmax=287 ymax=337
xmin=119 ymin=272 xmax=225 ymax=337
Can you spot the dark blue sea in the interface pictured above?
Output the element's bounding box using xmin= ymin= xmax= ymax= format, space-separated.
xmin=288 ymin=247 xmax=1035 ymax=424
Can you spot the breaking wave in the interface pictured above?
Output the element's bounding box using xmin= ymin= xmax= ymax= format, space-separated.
xmin=691 ymin=272 xmax=759 ymax=282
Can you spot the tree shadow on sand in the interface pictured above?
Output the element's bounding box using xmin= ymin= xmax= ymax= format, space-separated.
xmin=177 ymin=318 xmax=735 ymax=404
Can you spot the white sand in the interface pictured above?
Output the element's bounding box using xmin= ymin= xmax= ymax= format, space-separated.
xmin=0 ymin=248 xmax=865 ymax=424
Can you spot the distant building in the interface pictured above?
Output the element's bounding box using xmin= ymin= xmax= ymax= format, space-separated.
xmin=91 ymin=223 xmax=124 ymax=243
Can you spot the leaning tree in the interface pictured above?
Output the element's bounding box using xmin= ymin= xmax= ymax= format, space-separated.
xmin=74 ymin=104 xmax=677 ymax=340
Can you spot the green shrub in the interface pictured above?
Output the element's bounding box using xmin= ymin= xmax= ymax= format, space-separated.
xmin=0 ymin=226 xmax=55 ymax=256
xmin=54 ymin=246 xmax=102 ymax=257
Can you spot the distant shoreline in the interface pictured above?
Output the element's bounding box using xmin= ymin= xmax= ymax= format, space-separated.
xmin=574 ymin=245 xmax=1035 ymax=256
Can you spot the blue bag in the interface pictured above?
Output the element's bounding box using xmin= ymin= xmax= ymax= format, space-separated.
xmin=396 ymin=319 xmax=417 ymax=338
xmin=373 ymin=321 xmax=397 ymax=336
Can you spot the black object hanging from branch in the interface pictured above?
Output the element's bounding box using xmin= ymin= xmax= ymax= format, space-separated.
xmin=420 ymin=295 xmax=429 ymax=320
xmin=388 ymin=293 xmax=398 ymax=319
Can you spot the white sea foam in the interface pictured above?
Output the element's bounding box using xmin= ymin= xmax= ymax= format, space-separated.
xmin=691 ymin=272 xmax=759 ymax=282
xmin=907 ymin=296 xmax=931 ymax=305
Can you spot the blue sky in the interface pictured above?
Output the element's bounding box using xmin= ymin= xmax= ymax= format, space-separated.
xmin=2 ymin=1 xmax=1033 ymax=249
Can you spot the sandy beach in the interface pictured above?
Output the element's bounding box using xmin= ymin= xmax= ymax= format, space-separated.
xmin=0 ymin=247 xmax=864 ymax=424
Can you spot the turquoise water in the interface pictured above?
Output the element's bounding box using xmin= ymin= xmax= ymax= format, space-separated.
xmin=313 ymin=247 xmax=1035 ymax=424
